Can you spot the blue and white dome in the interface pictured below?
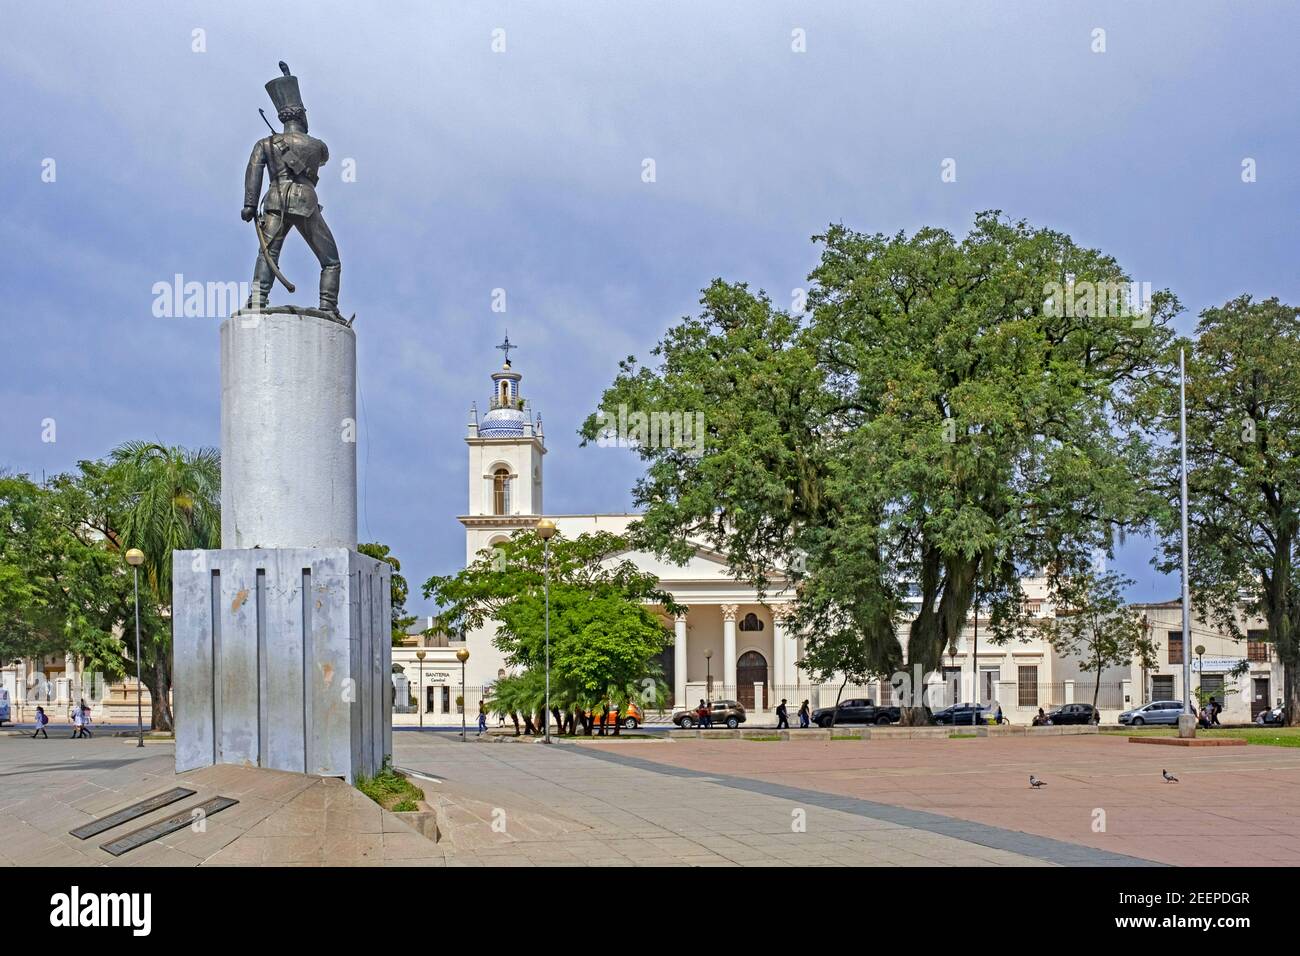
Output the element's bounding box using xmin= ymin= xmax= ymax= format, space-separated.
xmin=474 ymin=334 xmax=542 ymax=439
xmin=478 ymin=363 xmax=527 ymax=437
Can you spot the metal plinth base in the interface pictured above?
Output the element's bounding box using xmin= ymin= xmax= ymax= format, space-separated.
xmin=171 ymin=548 xmax=392 ymax=783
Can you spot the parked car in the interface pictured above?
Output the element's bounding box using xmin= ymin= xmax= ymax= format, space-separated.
xmin=1118 ymin=700 xmax=1185 ymax=726
xmin=1046 ymin=703 xmax=1100 ymax=725
xmin=811 ymin=698 xmax=900 ymax=728
xmin=592 ymin=700 xmax=644 ymax=731
xmin=672 ymin=700 xmax=746 ymax=729
xmin=931 ymin=703 xmax=990 ymax=725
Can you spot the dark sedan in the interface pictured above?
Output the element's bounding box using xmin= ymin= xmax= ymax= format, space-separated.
xmin=811 ymin=698 xmax=900 ymax=728
xmin=931 ymin=703 xmax=989 ymax=725
xmin=1046 ymin=703 xmax=1100 ymax=725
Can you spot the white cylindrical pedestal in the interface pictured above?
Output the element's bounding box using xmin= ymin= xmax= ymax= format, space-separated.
xmin=220 ymin=313 xmax=357 ymax=549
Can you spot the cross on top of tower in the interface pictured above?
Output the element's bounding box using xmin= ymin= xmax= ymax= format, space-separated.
xmin=496 ymin=331 xmax=516 ymax=368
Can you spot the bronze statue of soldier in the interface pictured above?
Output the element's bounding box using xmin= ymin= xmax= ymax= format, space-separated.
xmin=242 ymin=62 xmax=342 ymax=318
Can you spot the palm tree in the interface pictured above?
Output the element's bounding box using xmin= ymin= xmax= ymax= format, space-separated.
xmin=109 ymin=441 xmax=220 ymax=731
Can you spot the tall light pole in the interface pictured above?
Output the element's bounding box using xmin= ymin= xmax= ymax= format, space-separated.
xmin=124 ymin=548 xmax=145 ymax=748
xmin=1195 ymin=645 xmax=1206 ymax=709
xmin=415 ymin=650 xmax=426 ymax=729
xmin=456 ymin=647 xmax=469 ymax=741
xmin=704 ymin=649 xmax=713 ymax=702
xmin=971 ymin=586 xmax=979 ymax=707
xmin=1178 ymin=347 xmax=1195 ymax=738
xmin=536 ymin=518 xmax=557 ymax=744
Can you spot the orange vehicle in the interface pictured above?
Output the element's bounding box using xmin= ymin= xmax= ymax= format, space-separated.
xmin=592 ymin=699 xmax=644 ymax=731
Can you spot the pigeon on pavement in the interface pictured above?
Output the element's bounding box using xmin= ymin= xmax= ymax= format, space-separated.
xmin=1029 ymin=774 xmax=1046 ymax=788
xmin=1162 ymin=769 xmax=1179 ymax=783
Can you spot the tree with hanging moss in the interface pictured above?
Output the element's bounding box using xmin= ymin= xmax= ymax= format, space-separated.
xmin=581 ymin=212 xmax=1176 ymax=721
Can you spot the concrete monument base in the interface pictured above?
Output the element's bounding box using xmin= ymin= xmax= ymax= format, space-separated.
xmin=172 ymin=547 xmax=391 ymax=783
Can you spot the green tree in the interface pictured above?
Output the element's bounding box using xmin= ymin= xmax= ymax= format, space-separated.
xmin=0 ymin=472 xmax=146 ymax=698
xmin=582 ymin=213 xmax=1176 ymax=721
xmin=1038 ymin=567 xmax=1157 ymax=714
xmin=358 ymin=542 xmax=418 ymax=645
xmin=1149 ymin=297 xmax=1300 ymax=724
xmin=424 ymin=529 xmax=680 ymax=734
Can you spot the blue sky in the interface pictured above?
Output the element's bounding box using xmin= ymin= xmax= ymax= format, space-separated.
xmin=3 ymin=0 xmax=1298 ymax=614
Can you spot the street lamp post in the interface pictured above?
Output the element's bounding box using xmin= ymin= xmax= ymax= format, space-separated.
xmin=972 ymin=587 xmax=980 ymax=708
xmin=536 ymin=518 xmax=557 ymax=744
xmin=704 ymin=649 xmax=713 ymax=702
xmin=1178 ymin=348 xmax=1195 ymax=738
xmin=948 ymin=642 xmax=958 ymax=706
xmin=1195 ymin=645 xmax=1206 ymax=713
xmin=124 ymin=549 xmax=146 ymax=748
xmin=456 ymin=648 xmax=469 ymax=741
xmin=415 ymin=650 xmax=426 ymax=729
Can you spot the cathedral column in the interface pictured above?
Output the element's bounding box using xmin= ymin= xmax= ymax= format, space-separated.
xmin=773 ymin=604 xmax=798 ymax=686
xmin=721 ymin=604 xmax=738 ymax=695
xmin=673 ymin=611 xmax=688 ymax=708
xmin=769 ymin=606 xmax=784 ymax=689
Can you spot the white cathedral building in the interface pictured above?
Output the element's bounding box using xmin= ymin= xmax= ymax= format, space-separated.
xmin=392 ymin=349 xmax=804 ymax=725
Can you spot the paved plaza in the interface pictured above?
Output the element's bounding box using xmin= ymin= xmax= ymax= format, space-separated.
xmin=4 ymin=729 xmax=1299 ymax=866
xmin=559 ymin=734 xmax=1300 ymax=866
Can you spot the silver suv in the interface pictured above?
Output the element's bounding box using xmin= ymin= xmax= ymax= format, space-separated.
xmin=1118 ymin=699 xmax=1184 ymax=725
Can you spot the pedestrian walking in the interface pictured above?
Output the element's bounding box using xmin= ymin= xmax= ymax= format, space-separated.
xmin=696 ymin=698 xmax=711 ymax=729
xmin=31 ymin=706 xmax=49 ymax=739
xmin=81 ymin=702 xmax=94 ymax=738
xmin=71 ymin=704 xmax=84 ymax=738
xmin=775 ymin=698 xmax=790 ymax=729
xmin=798 ymin=700 xmax=810 ymax=728
xmin=477 ymin=700 xmax=488 ymax=737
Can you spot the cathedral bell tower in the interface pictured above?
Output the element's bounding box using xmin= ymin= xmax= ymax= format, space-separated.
xmin=459 ymin=334 xmax=546 ymax=563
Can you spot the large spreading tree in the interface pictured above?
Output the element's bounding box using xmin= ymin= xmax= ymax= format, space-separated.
xmin=581 ymin=212 xmax=1176 ymax=720
xmin=1149 ymin=296 xmax=1300 ymax=723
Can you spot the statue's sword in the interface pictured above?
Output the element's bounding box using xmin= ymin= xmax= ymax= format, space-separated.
xmin=253 ymin=108 xmax=296 ymax=294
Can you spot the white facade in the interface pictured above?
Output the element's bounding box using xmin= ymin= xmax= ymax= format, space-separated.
xmin=392 ymin=356 xmax=799 ymax=725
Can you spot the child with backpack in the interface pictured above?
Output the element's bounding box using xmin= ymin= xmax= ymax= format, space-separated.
xmin=31 ymin=706 xmax=49 ymax=738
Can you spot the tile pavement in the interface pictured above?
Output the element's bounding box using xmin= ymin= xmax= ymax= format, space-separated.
xmin=568 ymin=733 xmax=1300 ymax=866
xmin=11 ymin=729 xmax=1276 ymax=866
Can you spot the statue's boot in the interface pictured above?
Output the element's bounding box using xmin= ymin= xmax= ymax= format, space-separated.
xmin=319 ymin=263 xmax=342 ymax=318
xmin=248 ymin=255 xmax=277 ymax=312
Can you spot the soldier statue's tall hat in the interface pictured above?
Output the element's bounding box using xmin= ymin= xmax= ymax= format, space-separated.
xmin=265 ymin=61 xmax=304 ymax=116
